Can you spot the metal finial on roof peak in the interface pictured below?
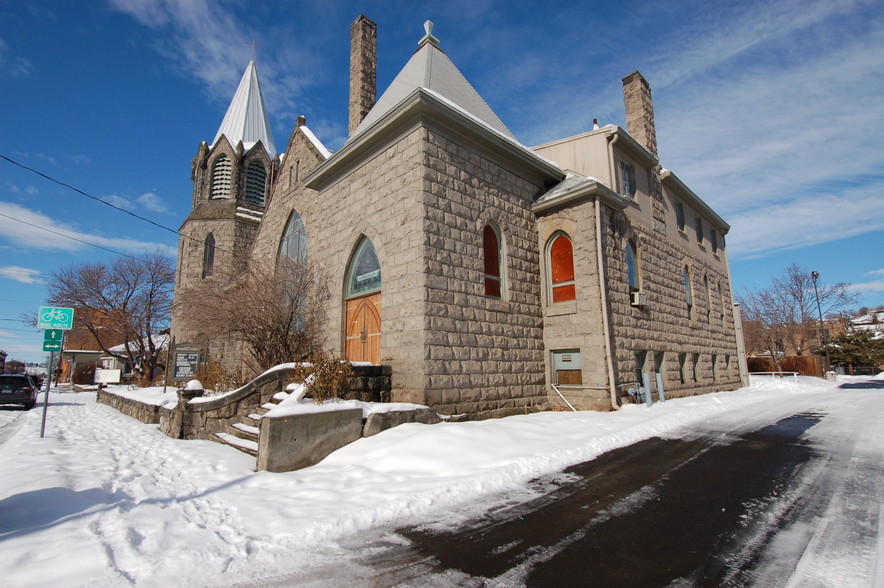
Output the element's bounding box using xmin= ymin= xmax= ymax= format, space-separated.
xmin=419 ymin=20 xmax=440 ymax=47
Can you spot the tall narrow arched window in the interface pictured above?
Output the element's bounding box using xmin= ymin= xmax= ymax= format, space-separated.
xmin=278 ymin=210 xmax=307 ymax=263
xmin=704 ymin=276 xmax=711 ymax=322
xmin=720 ymin=282 xmax=728 ymax=328
xmin=548 ymin=232 xmax=575 ymax=303
xmin=244 ymin=161 xmax=267 ymax=206
xmin=683 ymin=266 xmax=693 ymax=319
xmin=210 ymin=155 xmax=232 ymax=199
xmin=626 ymin=239 xmax=640 ymax=292
xmin=483 ymin=223 xmax=502 ymax=298
xmin=202 ymin=233 xmax=215 ymax=278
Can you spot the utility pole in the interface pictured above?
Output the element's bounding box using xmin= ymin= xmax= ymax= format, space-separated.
xmin=811 ymin=271 xmax=832 ymax=373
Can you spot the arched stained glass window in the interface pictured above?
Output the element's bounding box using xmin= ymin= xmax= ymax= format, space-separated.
xmin=210 ymin=155 xmax=232 ymax=199
xmin=278 ymin=211 xmax=307 ymax=262
xmin=548 ymin=232 xmax=575 ymax=303
xmin=346 ymin=237 xmax=381 ymax=298
xmin=483 ymin=224 xmax=502 ymax=298
xmin=626 ymin=239 xmax=639 ymax=292
xmin=244 ymin=161 xmax=267 ymax=206
xmin=202 ymin=233 xmax=215 ymax=278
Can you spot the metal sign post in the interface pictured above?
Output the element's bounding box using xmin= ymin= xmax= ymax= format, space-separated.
xmin=40 ymin=350 xmax=56 ymax=438
xmin=37 ymin=307 xmax=74 ymax=438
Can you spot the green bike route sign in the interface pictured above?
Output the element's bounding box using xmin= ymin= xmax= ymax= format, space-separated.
xmin=37 ymin=306 xmax=75 ymax=330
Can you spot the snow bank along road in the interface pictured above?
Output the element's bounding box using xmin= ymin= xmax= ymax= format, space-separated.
xmin=0 ymin=378 xmax=882 ymax=587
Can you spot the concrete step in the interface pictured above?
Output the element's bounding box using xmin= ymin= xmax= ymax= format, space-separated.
xmin=230 ymin=422 xmax=259 ymax=443
xmin=214 ymin=432 xmax=258 ymax=456
xmin=243 ymin=413 xmax=263 ymax=428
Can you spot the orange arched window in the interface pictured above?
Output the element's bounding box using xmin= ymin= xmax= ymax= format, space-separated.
xmin=548 ymin=233 xmax=576 ymax=303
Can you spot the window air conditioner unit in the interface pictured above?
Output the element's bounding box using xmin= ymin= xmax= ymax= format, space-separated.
xmin=631 ymin=291 xmax=647 ymax=307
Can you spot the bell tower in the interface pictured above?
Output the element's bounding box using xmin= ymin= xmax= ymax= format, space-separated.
xmin=173 ymin=60 xmax=279 ymax=362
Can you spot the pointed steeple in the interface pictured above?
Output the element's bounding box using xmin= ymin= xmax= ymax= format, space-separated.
xmin=349 ymin=21 xmax=514 ymax=142
xmin=213 ymin=60 xmax=277 ymax=157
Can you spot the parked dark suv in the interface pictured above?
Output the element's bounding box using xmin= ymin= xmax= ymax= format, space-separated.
xmin=0 ymin=374 xmax=38 ymax=409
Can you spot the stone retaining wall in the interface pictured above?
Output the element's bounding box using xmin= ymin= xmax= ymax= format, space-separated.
xmin=96 ymin=388 xmax=164 ymax=424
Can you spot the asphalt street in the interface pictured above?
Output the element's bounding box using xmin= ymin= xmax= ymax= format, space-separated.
xmin=345 ymin=383 xmax=884 ymax=587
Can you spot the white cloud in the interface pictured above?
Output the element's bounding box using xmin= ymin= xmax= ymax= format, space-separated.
xmin=865 ymin=269 xmax=884 ymax=276
xmin=848 ymin=279 xmax=884 ymax=295
xmin=136 ymin=192 xmax=170 ymax=214
xmin=4 ymin=182 xmax=38 ymax=195
xmin=102 ymin=192 xmax=170 ymax=214
xmin=725 ymin=186 xmax=884 ymax=258
xmin=103 ymin=194 xmax=134 ymax=210
xmin=0 ymin=35 xmax=34 ymax=78
xmin=0 ymin=265 xmax=43 ymax=284
xmin=0 ymin=201 xmax=177 ymax=256
xmin=107 ymin=0 xmax=321 ymax=118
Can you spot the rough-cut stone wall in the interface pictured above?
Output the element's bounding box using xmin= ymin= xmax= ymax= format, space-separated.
xmin=96 ymin=388 xmax=163 ymax=424
xmin=348 ymin=15 xmax=376 ymax=135
xmin=536 ymin=199 xmax=613 ymax=411
xmin=173 ymin=136 xmax=271 ymax=377
xmin=602 ymin=205 xmax=741 ymax=400
xmin=622 ymin=71 xmax=658 ymax=158
xmin=255 ymin=126 xmax=428 ymax=404
xmin=421 ymin=128 xmax=547 ymax=416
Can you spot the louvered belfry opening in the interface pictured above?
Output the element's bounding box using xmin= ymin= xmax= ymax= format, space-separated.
xmin=244 ymin=161 xmax=267 ymax=206
xmin=210 ymin=155 xmax=232 ymax=199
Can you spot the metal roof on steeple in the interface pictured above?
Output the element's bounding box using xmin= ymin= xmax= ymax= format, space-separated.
xmin=349 ymin=21 xmax=514 ymax=142
xmin=213 ymin=60 xmax=277 ymax=156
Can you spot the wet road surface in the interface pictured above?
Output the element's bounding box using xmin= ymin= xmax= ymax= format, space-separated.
xmin=366 ymin=412 xmax=823 ymax=587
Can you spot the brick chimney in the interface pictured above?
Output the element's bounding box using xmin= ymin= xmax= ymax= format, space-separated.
xmin=348 ymin=15 xmax=377 ymax=135
xmin=622 ymin=71 xmax=658 ymax=158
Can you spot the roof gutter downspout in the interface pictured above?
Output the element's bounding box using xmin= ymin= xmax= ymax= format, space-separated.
xmin=600 ymin=129 xmax=621 ymax=410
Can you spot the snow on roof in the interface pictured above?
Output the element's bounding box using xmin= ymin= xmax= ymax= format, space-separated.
xmin=107 ymin=333 xmax=170 ymax=354
xmin=349 ymin=22 xmax=514 ymax=143
xmin=299 ymin=125 xmax=332 ymax=159
xmin=212 ymin=60 xmax=277 ymax=157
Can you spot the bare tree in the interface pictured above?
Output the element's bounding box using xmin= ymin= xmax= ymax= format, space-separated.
xmin=45 ymin=252 xmax=174 ymax=384
xmin=737 ymin=263 xmax=858 ymax=369
xmin=179 ymin=258 xmax=329 ymax=373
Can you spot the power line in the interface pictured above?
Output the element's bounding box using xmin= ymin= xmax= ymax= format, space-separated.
xmin=0 ymin=211 xmax=143 ymax=261
xmin=1 ymin=154 xmax=180 ymax=237
xmin=0 ymin=154 xmax=236 ymax=256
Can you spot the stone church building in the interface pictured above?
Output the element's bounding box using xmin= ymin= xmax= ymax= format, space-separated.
xmin=172 ymin=16 xmax=744 ymax=416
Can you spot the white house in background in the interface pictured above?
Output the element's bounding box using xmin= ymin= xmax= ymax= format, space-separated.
xmin=850 ymin=310 xmax=884 ymax=339
xmin=96 ymin=334 xmax=170 ymax=384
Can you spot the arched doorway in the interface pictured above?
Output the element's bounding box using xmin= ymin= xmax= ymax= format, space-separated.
xmin=344 ymin=237 xmax=381 ymax=364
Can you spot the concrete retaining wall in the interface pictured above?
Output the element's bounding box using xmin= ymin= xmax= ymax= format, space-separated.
xmin=257 ymin=409 xmax=364 ymax=472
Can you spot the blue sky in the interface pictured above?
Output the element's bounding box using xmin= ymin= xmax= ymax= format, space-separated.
xmin=2 ymin=0 xmax=882 ymax=364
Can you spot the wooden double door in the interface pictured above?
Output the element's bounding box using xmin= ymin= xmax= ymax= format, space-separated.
xmin=344 ymin=293 xmax=381 ymax=364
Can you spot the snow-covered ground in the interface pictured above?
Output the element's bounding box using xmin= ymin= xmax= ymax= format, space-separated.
xmin=0 ymin=375 xmax=882 ymax=587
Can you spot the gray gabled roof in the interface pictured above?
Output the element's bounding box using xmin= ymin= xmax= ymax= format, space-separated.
xmin=349 ymin=22 xmax=514 ymax=142
xmin=213 ymin=60 xmax=277 ymax=157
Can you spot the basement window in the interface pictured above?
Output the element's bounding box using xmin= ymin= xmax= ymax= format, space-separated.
xmin=552 ymin=350 xmax=582 ymax=386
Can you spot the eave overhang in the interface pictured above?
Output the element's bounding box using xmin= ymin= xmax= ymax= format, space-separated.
xmin=606 ymin=125 xmax=659 ymax=168
xmin=532 ymin=177 xmax=630 ymax=216
xmin=659 ymin=168 xmax=730 ymax=233
xmin=304 ymin=87 xmax=565 ymax=191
